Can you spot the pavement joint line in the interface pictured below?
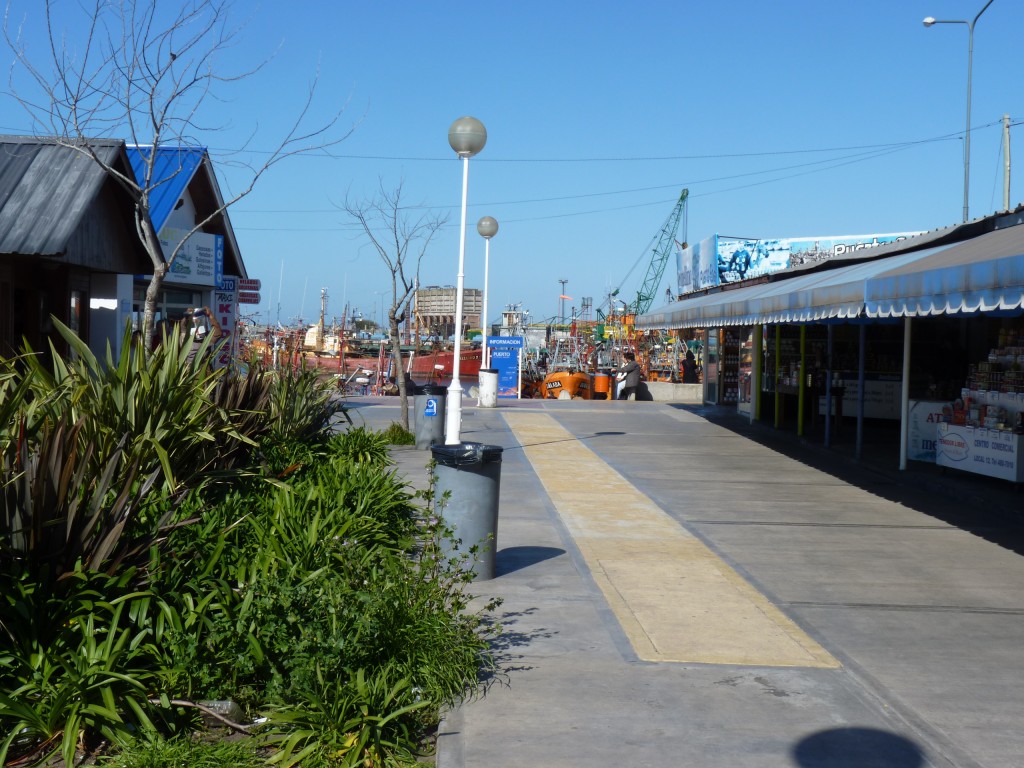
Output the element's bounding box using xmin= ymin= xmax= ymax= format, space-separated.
xmin=502 ymin=410 xmax=840 ymax=669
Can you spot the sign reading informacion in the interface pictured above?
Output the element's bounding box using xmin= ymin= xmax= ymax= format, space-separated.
xmin=488 ymin=336 xmax=524 ymax=399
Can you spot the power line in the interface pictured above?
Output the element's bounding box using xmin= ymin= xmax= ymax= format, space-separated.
xmin=232 ymin=138 xmax=929 ymax=224
xmin=205 ymin=124 xmax=992 ymax=163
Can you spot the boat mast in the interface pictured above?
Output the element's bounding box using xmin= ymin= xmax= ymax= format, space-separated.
xmin=318 ymin=288 xmax=328 ymax=350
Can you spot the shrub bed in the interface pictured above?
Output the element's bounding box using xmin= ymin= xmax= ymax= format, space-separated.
xmin=0 ymin=325 xmax=499 ymax=767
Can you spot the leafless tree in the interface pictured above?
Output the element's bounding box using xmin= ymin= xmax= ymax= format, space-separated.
xmin=3 ymin=0 xmax=353 ymax=348
xmin=342 ymin=180 xmax=448 ymax=430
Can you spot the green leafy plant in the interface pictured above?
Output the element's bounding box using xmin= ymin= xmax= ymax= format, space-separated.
xmin=264 ymin=666 xmax=430 ymax=768
xmin=379 ymin=422 xmax=414 ymax=446
xmin=266 ymin=364 xmax=349 ymax=445
xmin=0 ymin=411 xmax=168 ymax=576
xmin=0 ymin=567 xmax=176 ymax=767
xmin=96 ymin=734 xmax=266 ymax=768
xmin=332 ymin=426 xmax=392 ymax=466
xmin=0 ymin=332 xmax=501 ymax=767
xmin=16 ymin=321 xmax=237 ymax=499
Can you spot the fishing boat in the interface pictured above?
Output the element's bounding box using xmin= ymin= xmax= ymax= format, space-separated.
xmin=542 ymin=370 xmax=593 ymax=399
xmin=408 ymin=346 xmax=483 ymax=384
xmin=538 ymin=335 xmax=608 ymax=400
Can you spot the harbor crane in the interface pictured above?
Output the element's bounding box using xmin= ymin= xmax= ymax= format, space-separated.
xmin=600 ymin=188 xmax=689 ymax=320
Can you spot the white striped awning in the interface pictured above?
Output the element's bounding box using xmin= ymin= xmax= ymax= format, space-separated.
xmin=865 ymin=226 xmax=1024 ymax=317
xmin=637 ymin=225 xmax=1024 ymax=329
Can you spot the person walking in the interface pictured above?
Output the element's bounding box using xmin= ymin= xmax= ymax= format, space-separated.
xmin=615 ymin=351 xmax=641 ymax=400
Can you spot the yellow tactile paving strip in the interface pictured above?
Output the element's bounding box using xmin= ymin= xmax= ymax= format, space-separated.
xmin=504 ymin=411 xmax=839 ymax=668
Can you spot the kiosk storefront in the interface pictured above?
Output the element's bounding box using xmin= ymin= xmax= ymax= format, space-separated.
xmin=637 ymin=210 xmax=1024 ymax=474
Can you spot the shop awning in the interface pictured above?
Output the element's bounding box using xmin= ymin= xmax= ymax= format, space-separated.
xmin=638 ymin=222 xmax=1024 ymax=329
xmin=639 ymin=248 xmax=945 ymax=329
xmin=865 ymin=225 xmax=1024 ymax=317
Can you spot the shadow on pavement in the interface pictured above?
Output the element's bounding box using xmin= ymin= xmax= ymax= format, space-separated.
xmin=792 ymin=727 xmax=924 ymax=767
xmin=496 ymin=546 xmax=565 ymax=576
xmin=675 ymin=404 xmax=1024 ymax=557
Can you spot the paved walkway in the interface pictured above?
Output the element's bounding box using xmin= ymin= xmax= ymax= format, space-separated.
xmin=346 ymin=396 xmax=1024 ymax=768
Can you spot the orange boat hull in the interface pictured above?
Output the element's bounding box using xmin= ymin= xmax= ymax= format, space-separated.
xmin=542 ymin=371 xmax=593 ymax=399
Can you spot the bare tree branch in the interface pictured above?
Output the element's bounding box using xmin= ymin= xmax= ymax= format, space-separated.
xmin=3 ymin=0 xmax=355 ymax=351
xmin=340 ymin=180 xmax=448 ymax=428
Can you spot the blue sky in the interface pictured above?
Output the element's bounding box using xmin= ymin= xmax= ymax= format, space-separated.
xmin=4 ymin=1 xmax=1024 ymax=328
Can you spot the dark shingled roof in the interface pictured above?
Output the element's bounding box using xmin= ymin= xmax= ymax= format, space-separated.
xmin=0 ymin=136 xmax=130 ymax=257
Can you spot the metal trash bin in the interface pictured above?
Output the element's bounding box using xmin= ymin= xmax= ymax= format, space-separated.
xmin=478 ymin=368 xmax=498 ymax=408
xmin=431 ymin=442 xmax=503 ymax=580
xmin=414 ymin=384 xmax=447 ymax=449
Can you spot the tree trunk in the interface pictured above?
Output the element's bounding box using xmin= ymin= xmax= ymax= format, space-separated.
xmin=390 ymin=317 xmax=410 ymax=430
xmin=137 ymin=208 xmax=168 ymax=355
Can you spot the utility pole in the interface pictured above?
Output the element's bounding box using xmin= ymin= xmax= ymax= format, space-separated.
xmin=1003 ymin=113 xmax=1012 ymax=211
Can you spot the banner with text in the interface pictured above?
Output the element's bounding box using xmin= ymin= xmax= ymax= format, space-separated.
xmin=489 ymin=336 xmax=524 ymax=398
xmin=677 ymin=232 xmax=921 ymax=295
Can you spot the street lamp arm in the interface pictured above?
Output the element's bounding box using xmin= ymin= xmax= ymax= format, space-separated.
xmin=973 ymin=0 xmax=996 ymax=27
xmin=923 ymin=0 xmax=996 ymax=222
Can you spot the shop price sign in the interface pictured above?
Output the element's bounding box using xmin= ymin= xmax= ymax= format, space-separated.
xmin=936 ymin=423 xmax=1024 ymax=482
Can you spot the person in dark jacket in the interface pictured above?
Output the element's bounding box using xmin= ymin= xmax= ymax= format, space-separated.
xmin=681 ymin=350 xmax=700 ymax=383
xmin=616 ymin=351 xmax=642 ymax=400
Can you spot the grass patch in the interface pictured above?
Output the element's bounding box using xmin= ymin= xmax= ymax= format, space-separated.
xmin=97 ymin=735 xmax=266 ymax=768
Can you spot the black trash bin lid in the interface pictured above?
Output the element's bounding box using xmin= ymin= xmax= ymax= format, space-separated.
xmin=420 ymin=383 xmax=448 ymax=396
xmin=430 ymin=441 xmax=503 ymax=466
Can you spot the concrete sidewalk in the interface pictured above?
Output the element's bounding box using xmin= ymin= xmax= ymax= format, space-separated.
xmin=346 ymin=397 xmax=1024 ymax=768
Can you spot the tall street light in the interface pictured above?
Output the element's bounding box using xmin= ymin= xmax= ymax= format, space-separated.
xmin=924 ymin=0 xmax=995 ymax=223
xmin=445 ymin=116 xmax=487 ymax=445
xmin=477 ymin=216 xmax=499 ymax=368
xmin=558 ymin=278 xmax=568 ymax=325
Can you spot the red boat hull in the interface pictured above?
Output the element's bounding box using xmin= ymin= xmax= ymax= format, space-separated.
xmin=409 ymin=349 xmax=482 ymax=383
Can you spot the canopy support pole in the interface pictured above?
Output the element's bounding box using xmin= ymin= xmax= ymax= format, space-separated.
xmin=900 ymin=317 xmax=912 ymax=471
xmin=774 ymin=326 xmax=782 ymax=428
xmin=856 ymin=324 xmax=866 ymax=460
xmin=824 ymin=324 xmax=834 ymax=448
xmin=751 ymin=324 xmax=762 ymax=425
xmin=797 ymin=325 xmax=807 ymax=437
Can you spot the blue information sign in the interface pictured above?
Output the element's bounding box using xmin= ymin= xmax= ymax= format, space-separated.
xmin=488 ymin=336 xmax=523 ymax=398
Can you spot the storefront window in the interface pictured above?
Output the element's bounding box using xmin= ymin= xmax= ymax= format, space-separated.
xmin=705 ymin=329 xmax=719 ymax=404
xmin=131 ymin=284 xmax=200 ymax=330
xmin=738 ymin=328 xmax=754 ymax=410
xmin=69 ymin=290 xmax=83 ymax=335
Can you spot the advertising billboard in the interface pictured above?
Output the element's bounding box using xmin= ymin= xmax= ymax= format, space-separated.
xmin=159 ymin=227 xmax=225 ymax=287
xmin=676 ymin=235 xmax=719 ymax=296
xmin=677 ymin=232 xmax=921 ymax=296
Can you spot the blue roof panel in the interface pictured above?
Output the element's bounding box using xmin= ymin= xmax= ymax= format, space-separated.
xmin=126 ymin=145 xmax=205 ymax=231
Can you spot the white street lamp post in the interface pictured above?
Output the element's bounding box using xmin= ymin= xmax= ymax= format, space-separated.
xmin=477 ymin=216 xmax=499 ymax=368
xmin=445 ymin=116 xmax=487 ymax=445
xmin=924 ymin=0 xmax=995 ymax=223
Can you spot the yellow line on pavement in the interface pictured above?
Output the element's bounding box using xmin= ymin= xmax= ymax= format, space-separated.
xmin=503 ymin=411 xmax=839 ymax=668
